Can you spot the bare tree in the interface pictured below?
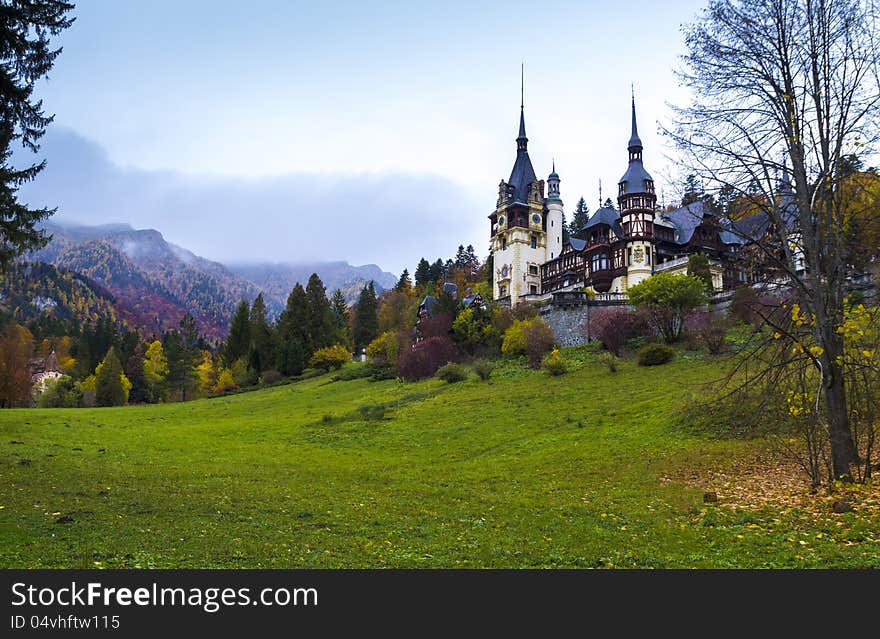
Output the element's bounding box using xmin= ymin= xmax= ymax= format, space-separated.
xmin=666 ymin=0 xmax=880 ymax=480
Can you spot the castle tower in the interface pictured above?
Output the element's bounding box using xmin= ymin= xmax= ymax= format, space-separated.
xmin=617 ymin=93 xmax=656 ymax=289
xmin=489 ymin=75 xmax=547 ymax=305
xmin=546 ymin=161 xmax=563 ymax=260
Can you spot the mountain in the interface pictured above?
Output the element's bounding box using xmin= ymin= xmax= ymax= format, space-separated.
xmin=0 ymin=261 xmax=134 ymax=336
xmin=24 ymin=221 xmax=398 ymax=339
xmin=229 ymin=261 xmax=398 ymax=309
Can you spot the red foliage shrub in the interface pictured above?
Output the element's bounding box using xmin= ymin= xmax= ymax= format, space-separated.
xmin=588 ymin=307 xmax=639 ymax=356
xmin=420 ymin=313 xmax=453 ymax=339
xmin=524 ymin=321 xmax=555 ymax=369
xmin=686 ymin=311 xmax=729 ymax=354
xmin=397 ymin=337 xmax=456 ymax=381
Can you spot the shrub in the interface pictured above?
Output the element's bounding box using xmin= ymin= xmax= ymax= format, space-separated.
xmin=627 ymin=273 xmax=709 ymax=342
xmin=452 ymin=307 xmax=500 ymax=354
xmin=436 ymin=362 xmax=469 ymax=383
xmin=35 ymin=375 xmax=83 ymax=408
xmin=543 ymin=347 xmax=568 ymax=376
xmin=213 ymin=368 xmax=239 ymax=393
xmin=729 ymin=286 xmax=759 ymax=326
xmin=502 ymin=318 xmax=553 ymax=364
xmin=259 ymin=369 xmax=283 ymax=385
xmin=419 ymin=313 xmax=453 ymax=339
xmin=366 ymin=331 xmax=402 ymax=366
xmin=687 ymin=312 xmax=730 ymax=354
xmin=309 ymin=344 xmax=351 ymax=370
xmin=472 ymin=360 xmax=494 ymax=380
xmin=299 ymin=368 xmax=326 ymax=380
xmin=589 ymin=307 xmax=638 ymax=356
xmin=358 ymin=404 xmax=387 ymax=421
xmin=525 ymin=321 xmax=555 ymax=368
xmin=397 ymin=336 xmax=456 ymax=381
xmin=331 ymin=363 xmax=373 ymax=382
xmin=638 ymin=343 xmax=676 ymax=366
xmin=600 ymin=352 xmax=618 ymax=373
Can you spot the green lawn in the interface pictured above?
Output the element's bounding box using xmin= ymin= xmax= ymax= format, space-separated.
xmin=1 ymin=350 xmax=878 ymax=568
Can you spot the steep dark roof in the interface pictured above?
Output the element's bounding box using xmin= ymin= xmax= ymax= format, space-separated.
xmin=619 ymin=161 xmax=653 ymax=195
xmin=419 ymin=295 xmax=438 ymax=317
xmin=628 ymin=96 xmax=642 ymax=149
xmin=443 ymin=282 xmax=458 ymax=298
xmin=583 ymin=206 xmax=623 ymax=239
xmin=663 ymin=200 xmax=711 ymax=244
xmin=508 ymin=111 xmax=537 ymax=204
xmin=568 ymin=238 xmax=586 ymax=251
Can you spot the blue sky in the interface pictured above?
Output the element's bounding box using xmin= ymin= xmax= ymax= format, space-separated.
xmin=20 ymin=0 xmax=708 ymax=275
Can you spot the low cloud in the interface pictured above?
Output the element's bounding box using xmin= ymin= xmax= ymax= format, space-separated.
xmin=16 ymin=128 xmax=485 ymax=274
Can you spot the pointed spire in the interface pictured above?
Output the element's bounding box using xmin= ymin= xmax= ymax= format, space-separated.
xmin=628 ymin=86 xmax=643 ymax=151
xmin=517 ymin=63 xmax=527 ymax=143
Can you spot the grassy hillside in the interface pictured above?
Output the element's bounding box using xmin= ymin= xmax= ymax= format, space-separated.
xmin=1 ymin=350 xmax=877 ymax=568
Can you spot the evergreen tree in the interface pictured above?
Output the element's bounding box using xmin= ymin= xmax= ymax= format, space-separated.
xmin=485 ymin=252 xmax=494 ymax=287
xmin=429 ymin=259 xmax=446 ymax=283
xmin=330 ymin=288 xmax=350 ymax=345
xmin=352 ymin=281 xmax=379 ymax=352
xmin=248 ymin=293 xmax=274 ymax=373
xmin=681 ymin=174 xmax=703 ymax=206
xmin=94 ymin=347 xmax=127 ymax=407
xmin=414 ymin=258 xmax=431 ymax=286
xmin=561 ymin=212 xmax=570 ymax=243
xmin=163 ymin=330 xmax=186 ymax=401
xmin=0 ymin=1 xmax=75 ymax=269
xmin=223 ymin=300 xmax=251 ymax=366
xmin=569 ymin=197 xmax=590 ymax=238
xmin=177 ymin=313 xmax=200 ymax=401
xmin=124 ymin=341 xmax=148 ymax=404
xmin=602 ymin=197 xmax=615 ymax=210
xmin=394 ymin=269 xmax=412 ymax=292
xmin=686 ymin=253 xmax=714 ymax=294
xmin=305 ymin=273 xmax=336 ymax=351
xmin=276 ymin=284 xmax=309 ymax=375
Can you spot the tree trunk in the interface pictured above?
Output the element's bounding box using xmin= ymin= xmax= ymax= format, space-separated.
xmin=823 ymin=340 xmax=857 ymax=481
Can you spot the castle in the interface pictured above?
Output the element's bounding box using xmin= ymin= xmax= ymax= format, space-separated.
xmin=489 ymin=91 xmax=783 ymax=306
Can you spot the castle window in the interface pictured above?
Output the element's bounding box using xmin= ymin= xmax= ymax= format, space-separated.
xmin=645 ymin=247 xmax=651 ymax=265
xmin=529 ymin=265 xmax=538 ymax=275
xmin=530 ymin=285 xmax=538 ymax=295
xmin=502 ymin=238 xmax=507 ymax=250
xmin=500 ymin=285 xmax=507 ymax=297
xmin=531 ymin=235 xmax=537 ymax=249
xmin=627 ymin=248 xmax=633 ymax=266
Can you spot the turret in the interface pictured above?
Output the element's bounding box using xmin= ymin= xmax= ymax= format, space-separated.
xmin=546 ymin=161 xmax=563 ymax=260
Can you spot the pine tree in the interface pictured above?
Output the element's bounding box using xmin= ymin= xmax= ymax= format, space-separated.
xmin=177 ymin=313 xmax=200 ymax=401
xmin=276 ymin=284 xmax=309 ymax=375
xmin=0 ymin=1 xmax=75 ymax=269
xmin=124 ymin=341 xmax=148 ymax=404
xmin=352 ymin=281 xmax=379 ymax=352
xmin=569 ymin=197 xmax=590 ymax=238
xmin=603 ymin=197 xmax=615 ymax=210
xmin=394 ymin=269 xmax=412 ymax=292
xmin=223 ymin=300 xmax=251 ymax=366
xmin=305 ymin=273 xmax=336 ymax=351
xmin=429 ymin=259 xmax=446 ymax=283
xmin=94 ymin=347 xmax=127 ymax=407
xmin=414 ymin=258 xmax=431 ymax=286
xmin=561 ymin=212 xmax=570 ymax=243
xmin=163 ymin=330 xmax=185 ymax=401
xmin=249 ymin=293 xmax=275 ymax=373
xmin=330 ymin=288 xmax=350 ymax=346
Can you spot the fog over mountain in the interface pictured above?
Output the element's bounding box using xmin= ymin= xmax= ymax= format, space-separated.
xmin=15 ymin=128 xmax=484 ymax=275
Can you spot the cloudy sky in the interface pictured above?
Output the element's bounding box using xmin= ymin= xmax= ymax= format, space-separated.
xmin=19 ymin=0 xmax=708 ymax=276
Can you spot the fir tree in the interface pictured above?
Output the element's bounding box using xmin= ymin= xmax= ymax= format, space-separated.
xmin=276 ymin=284 xmax=309 ymax=375
xmin=177 ymin=313 xmax=200 ymax=401
xmin=352 ymin=281 xmax=379 ymax=352
xmin=0 ymin=1 xmax=75 ymax=269
xmin=569 ymin=197 xmax=590 ymax=239
xmin=602 ymin=197 xmax=615 ymax=210
xmin=330 ymin=288 xmax=350 ymax=346
xmin=429 ymin=259 xmax=446 ymax=283
xmin=414 ymin=258 xmax=431 ymax=286
xmin=223 ymin=300 xmax=251 ymax=366
xmin=305 ymin=273 xmax=336 ymax=351
xmin=394 ymin=269 xmax=412 ymax=292
xmin=249 ymin=293 xmax=274 ymax=373
xmin=94 ymin=347 xmax=127 ymax=407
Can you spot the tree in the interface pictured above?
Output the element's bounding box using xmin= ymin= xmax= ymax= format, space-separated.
xmin=305 ymin=273 xmax=336 ymax=352
xmin=429 ymin=259 xmax=446 ymax=283
xmin=414 ymin=258 xmax=432 ymax=287
xmin=223 ymin=300 xmax=251 ymax=366
xmin=394 ymin=269 xmax=412 ymax=292
xmin=602 ymin=197 xmax=615 ymax=210
xmin=249 ymin=293 xmax=275 ymax=373
xmin=176 ymin=313 xmax=200 ymax=401
xmin=681 ymin=174 xmax=703 ymax=206
xmin=627 ymin=273 xmax=709 ymax=342
xmin=143 ymin=340 xmax=169 ymax=402
xmin=276 ymin=284 xmax=309 ymax=375
xmin=686 ymin=253 xmax=714 ymax=294
xmin=667 ymin=0 xmax=880 ymax=480
xmin=124 ymin=341 xmax=149 ymax=404
xmin=94 ymin=347 xmax=129 ymax=407
xmin=569 ymin=197 xmax=590 ymax=239
xmin=0 ymin=1 xmax=74 ymax=270
xmin=352 ymin=281 xmax=379 ymax=352
xmin=0 ymin=321 xmax=33 ymax=407
xmin=329 ymin=288 xmax=350 ymax=346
